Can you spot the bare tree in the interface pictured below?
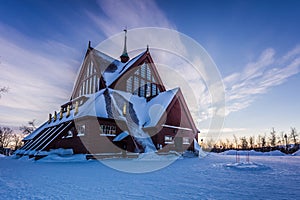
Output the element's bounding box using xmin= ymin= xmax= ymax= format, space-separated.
xmin=226 ymin=138 xmax=233 ymax=149
xmin=0 ymin=86 xmax=9 ymax=99
xmin=220 ymin=140 xmax=226 ymax=149
xmin=203 ymin=138 xmax=214 ymax=149
xmin=0 ymin=127 xmax=13 ymax=148
xmin=10 ymin=133 xmax=24 ymax=150
xmin=233 ymin=134 xmax=238 ymax=149
xmin=20 ymin=120 xmax=36 ymax=135
xmin=249 ymin=136 xmax=254 ymax=149
xmin=290 ymin=127 xmax=298 ymax=145
xmin=257 ymin=134 xmax=262 ymax=148
xmin=261 ymin=134 xmax=266 ymax=148
xmin=269 ymin=128 xmax=276 ymax=147
xmin=279 ymin=131 xmax=286 ymax=146
xmin=240 ymin=137 xmax=248 ymax=149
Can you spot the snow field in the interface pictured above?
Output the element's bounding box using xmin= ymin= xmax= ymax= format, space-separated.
xmin=0 ymin=152 xmax=299 ymax=199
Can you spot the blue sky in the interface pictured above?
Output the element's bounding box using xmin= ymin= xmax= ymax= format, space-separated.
xmin=0 ymin=0 xmax=299 ymax=140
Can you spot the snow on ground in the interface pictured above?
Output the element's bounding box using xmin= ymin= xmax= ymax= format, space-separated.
xmin=292 ymin=149 xmax=300 ymax=156
xmin=0 ymin=153 xmax=299 ymax=199
xmin=0 ymin=154 xmax=5 ymax=158
xmin=220 ymin=149 xmax=286 ymax=156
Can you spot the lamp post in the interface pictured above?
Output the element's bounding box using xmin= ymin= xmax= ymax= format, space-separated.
xmin=284 ymin=134 xmax=288 ymax=151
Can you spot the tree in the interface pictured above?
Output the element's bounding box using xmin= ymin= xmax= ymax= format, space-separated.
xmin=289 ymin=127 xmax=298 ymax=145
xmin=240 ymin=137 xmax=248 ymax=149
xmin=249 ymin=136 xmax=254 ymax=149
xmin=261 ymin=134 xmax=266 ymax=148
xmin=20 ymin=120 xmax=36 ymax=135
xmin=226 ymin=138 xmax=233 ymax=149
xmin=233 ymin=134 xmax=238 ymax=149
xmin=257 ymin=134 xmax=262 ymax=148
xmin=10 ymin=132 xmax=24 ymax=150
xmin=269 ymin=128 xmax=276 ymax=147
xmin=0 ymin=127 xmax=13 ymax=148
xmin=0 ymin=86 xmax=9 ymax=99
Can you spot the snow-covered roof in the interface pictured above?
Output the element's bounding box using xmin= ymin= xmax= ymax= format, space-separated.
xmin=143 ymin=88 xmax=179 ymax=128
xmin=92 ymin=49 xmax=146 ymax=87
xmin=24 ymin=88 xmax=179 ymax=141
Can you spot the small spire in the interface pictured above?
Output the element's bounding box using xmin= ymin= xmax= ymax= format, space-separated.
xmin=48 ymin=113 xmax=52 ymax=123
xmin=123 ymin=102 xmax=127 ymax=115
xmin=53 ymin=111 xmax=57 ymax=121
xmin=59 ymin=108 xmax=63 ymax=120
xmin=120 ymin=28 xmax=130 ymax=63
xmin=66 ymin=105 xmax=70 ymax=118
xmin=74 ymin=101 xmax=79 ymax=115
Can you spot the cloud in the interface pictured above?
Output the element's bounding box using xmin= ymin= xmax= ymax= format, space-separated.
xmin=0 ymin=23 xmax=79 ymax=126
xmin=224 ymin=46 xmax=300 ymax=115
xmin=87 ymin=0 xmax=175 ymax=37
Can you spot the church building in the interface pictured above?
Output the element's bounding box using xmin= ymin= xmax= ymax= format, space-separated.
xmin=16 ymin=31 xmax=199 ymax=159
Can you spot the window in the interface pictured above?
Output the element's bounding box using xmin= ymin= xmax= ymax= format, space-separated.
xmin=100 ymin=125 xmax=116 ymax=136
xmin=125 ymin=62 xmax=159 ymax=98
xmin=66 ymin=130 xmax=73 ymax=138
xmin=140 ymin=79 xmax=145 ymax=97
xmin=77 ymin=61 xmax=100 ymax=97
xmin=77 ymin=124 xmax=85 ymax=136
xmin=146 ymin=83 xmax=151 ymax=97
xmin=126 ymin=77 xmax=133 ymax=93
xmin=133 ymin=76 xmax=139 ymax=95
xmin=151 ymin=84 xmax=157 ymax=96
xmin=141 ymin=63 xmax=146 ymax=78
xmin=183 ymin=137 xmax=190 ymax=145
xmin=165 ymin=135 xmax=174 ymax=144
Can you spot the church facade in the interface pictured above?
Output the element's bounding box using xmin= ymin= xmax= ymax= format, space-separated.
xmin=16 ymin=32 xmax=199 ymax=159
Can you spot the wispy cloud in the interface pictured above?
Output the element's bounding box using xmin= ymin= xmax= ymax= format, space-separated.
xmin=88 ymin=0 xmax=175 ymax=37
xmin=0 ymin=23 xmax=79 ymax=126
xmin=224 ymin=46 xmax=300 ymax=115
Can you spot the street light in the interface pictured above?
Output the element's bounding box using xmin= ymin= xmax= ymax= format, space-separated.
xmin=284 ymin=134 xmax=288 ymax=151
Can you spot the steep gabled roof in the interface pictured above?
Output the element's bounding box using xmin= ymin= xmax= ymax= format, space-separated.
xmin=93 ymin=49 xmax=146 ymax=87
xmin=70 ymin=46 xmax=148 ymax=99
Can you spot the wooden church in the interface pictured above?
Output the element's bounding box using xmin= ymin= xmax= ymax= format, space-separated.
xmin=16 ymin=31 xmax=199 ymax=159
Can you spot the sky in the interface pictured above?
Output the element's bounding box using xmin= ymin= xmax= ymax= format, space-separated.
xmin=0 ymin=0 xmax=299 ymax=141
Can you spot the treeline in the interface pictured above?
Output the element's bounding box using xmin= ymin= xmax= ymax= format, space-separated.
xmin=0 ymin=120 xmax=36 ymax=155
xmin=203 ymin=127 xmax=299 ymax=154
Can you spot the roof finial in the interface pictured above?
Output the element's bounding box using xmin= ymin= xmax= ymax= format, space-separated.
xmin=120 ymin=28 xmax=130 ymax=63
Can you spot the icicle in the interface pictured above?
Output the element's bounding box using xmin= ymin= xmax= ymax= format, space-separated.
xmin=74 ymin=101 xmax=79 ymax=115
xmin=48 ymin=113 xmax=52 ymax=123
xmin=53 ymin=111 xmax=57 ymax=121
xmin=59 ymin=108 xmax=63 ymax=120
xmin=123 ymin=102 xmax=126 ymax=115
xmin=66 ymin=105 xmax=70 ymax=118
